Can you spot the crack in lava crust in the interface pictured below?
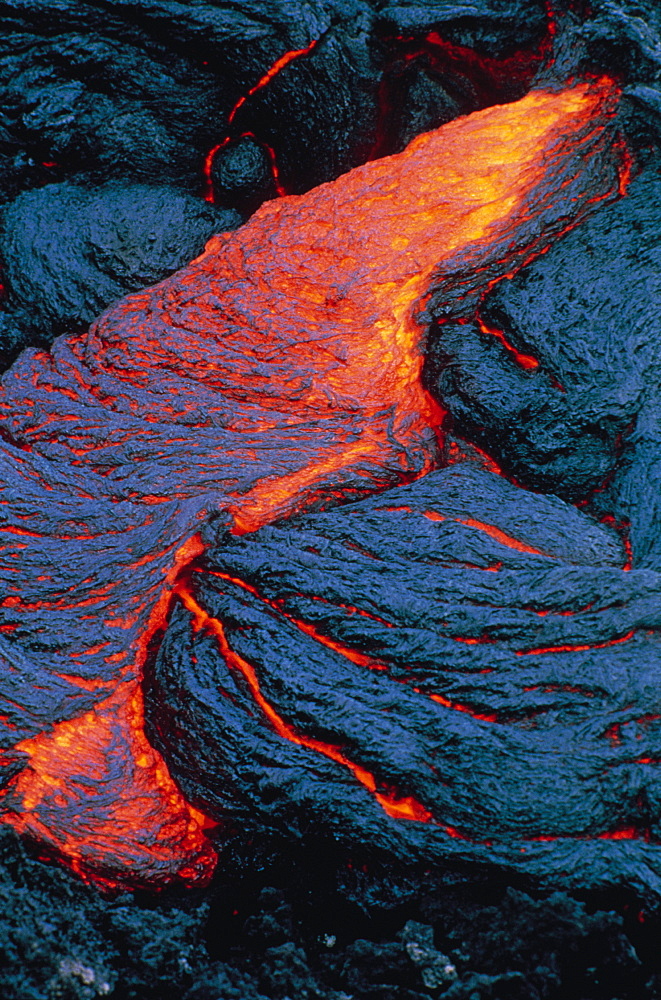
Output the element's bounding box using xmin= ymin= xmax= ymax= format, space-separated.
xmin=0 ymin=80 xmax=624 ymax=888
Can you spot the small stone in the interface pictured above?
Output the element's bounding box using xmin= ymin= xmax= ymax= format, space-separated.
xmin=54 ymin=958 xmax=112 ymax=997
xmin=401 ymin=921 xmax=458 ymax=991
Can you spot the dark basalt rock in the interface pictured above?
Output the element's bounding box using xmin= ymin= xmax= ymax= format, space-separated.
xmin=0 ymin=182 xmax=241 ymax=365
xmin=428 ymin=170 xmax=661 ymax=500
xmin=210 ymin=137 xmax=278 ymax=217
xmin=0 ymin=824 xmax=653 ymax=1000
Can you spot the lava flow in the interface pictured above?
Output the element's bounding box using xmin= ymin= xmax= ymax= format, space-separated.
xmin=0 ymin=79 xmax=625 ymax=887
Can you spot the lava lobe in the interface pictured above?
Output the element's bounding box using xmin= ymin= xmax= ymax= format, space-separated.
xmin=152 ymin=463 xmax=661 ymax=896
xmin=0 ymin=80 xmax=623 ymax=888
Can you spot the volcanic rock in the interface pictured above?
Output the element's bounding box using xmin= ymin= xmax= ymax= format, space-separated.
xmin=425 ymin=162 xmax=661 ymax=544
xmin=151 ymin=463 xmax=661 ymax=896
xmin=0 ymin=182 xmax=241 ymax=365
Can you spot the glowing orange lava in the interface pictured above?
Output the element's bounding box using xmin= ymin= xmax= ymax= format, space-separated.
xmin=2 ymin=537 xmax=217 ymax=889
xmin=3 ymin=684 xmax=216 ymax=890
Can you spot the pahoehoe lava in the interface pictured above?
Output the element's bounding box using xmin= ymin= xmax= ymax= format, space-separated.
xmin=0 ymin=76 xmax=633 ymax=890
xmin=4 ymin=3 xmax=661 ymax=999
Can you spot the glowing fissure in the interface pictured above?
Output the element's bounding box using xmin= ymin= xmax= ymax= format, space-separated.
xmin=177 ymin=584 xmax=434 ymax=824
xmin=203 ymin=131 xmax=287 ymax=203
xmin=422 ymin=510 xmax=547 ymax=555
xmin=203 ymin=38 xmax=321 ymax=201
xmin=516 ymin=629 xmax=636 ymax=656
xmin=475 ymin=315 xmax=540 ymax=370
xmin=420 ymin=690 xmax=499 ymax=724
xmin=381 ymin=505 xmax=547 ymax=556
xmin=372 ymin=12 xmax=553 ymax=161
xmin=527 ymin=825 xmax=652 ymax=844
xmin=228 ymin=39 xmax=321 ymax=125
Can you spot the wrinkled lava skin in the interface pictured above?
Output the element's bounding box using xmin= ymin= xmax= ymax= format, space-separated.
xmin=0 ymin=80 xmax=625 ymax=888
xmin=153 ymin=464 xmax=661 ymax=898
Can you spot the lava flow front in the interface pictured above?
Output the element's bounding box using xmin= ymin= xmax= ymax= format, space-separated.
xmin=0 ymin=79 xmax=624 ymax=888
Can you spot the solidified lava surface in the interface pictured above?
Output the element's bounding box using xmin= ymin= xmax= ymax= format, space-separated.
xmin=0 ymin=824 xmax=658 ymax=1000
xmin=2 ymin=0 xmax=661 ymax=997
xmin=152 ymin=462 xmax=661 ymax=896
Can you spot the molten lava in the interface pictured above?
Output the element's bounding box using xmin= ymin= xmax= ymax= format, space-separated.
xmin=0 ymin=79 xmax=625 ymax=887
